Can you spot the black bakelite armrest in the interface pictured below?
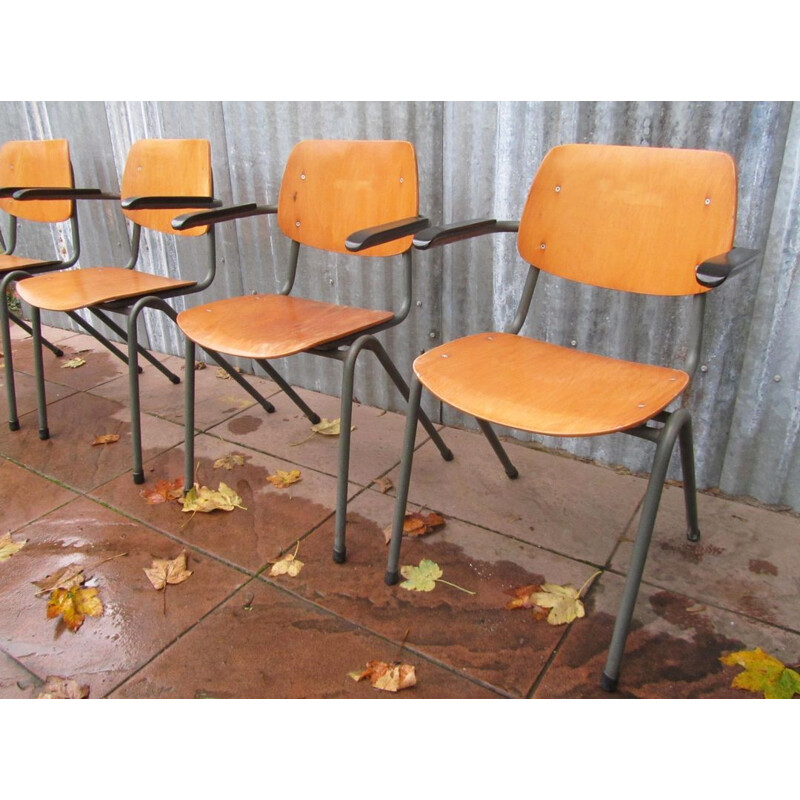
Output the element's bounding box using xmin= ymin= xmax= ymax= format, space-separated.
xmin=11 ymin=187 xmax=119 ymax=201
xmin=122 ymin=195 xmax=222 ymax=211
xmin=696 ymin=248 xmax=760 ymax=288
xmin=412 ymin=218 xmax=519 ymax=250
xmin=345 ymin=216 xmax=430 ymax=252
xmin=172 ymin=203 xmax=277 ymax=231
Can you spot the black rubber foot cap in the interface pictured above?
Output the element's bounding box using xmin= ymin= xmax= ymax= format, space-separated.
xmin=441 ymin=448 xmax=454 ymax=462
xmin=169 ymin=375 xmax=181 ymax=385
xmin=137 ymin=366 xmax=144 ymax=374
xmin=53 ymin=348 xmax=64 ymax=358
xmin=265 ymin=403 xmax=276 ymax=414
xmin=133 ymin=472 xmax=145 ymax=485
xmin=385 ymin=570 xmax=399 ymax=586
xmin=506 ymin=467 xmax=519 ymax=480
xmin=599 ymin=673 xmax=618 ymax=693
xmin=9 ymin=420 xmax=20 ymax=431
xmin=687 ymin=527 xmax=701 ymax=542
xmin=309 ymin=414 xmax=322 ymax=425
xmin=38 ymin=428 xmax=50 ymax=440
xmin=333 ymin=547 xmax=347 ymax=564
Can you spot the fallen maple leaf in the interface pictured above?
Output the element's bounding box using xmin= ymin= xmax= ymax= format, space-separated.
xmin=182 ymin=482 xmax=246 ymax=512
xmin=213 ymin=453 xmax=245 ymax=470
xmin=399 ymin=558 xmax=475 ymax=595
xmin=527 ymin=571 xmax=601 ymax=626
xmin=61 ymin=357 xmax=86 ymax=369
xmin=266 ymin=469 xmax=302 ymax=489
xmin=371 ymin=476 xmax=393 ymax=494
xmin=46 ymin=586 xmax=103 ymax=632
xmin=144 ymin=552 xmax=193 ymax=590
xmin=348 ymin=660 xmax=417 ymax=693
xmin=291 ymin=418 xmax=356 ymax=446
xmin=268 ymin=542 xmax=304 ymax=578
xmin=38 ymin=676 xmax=90 ymax=699
xmin=383 ymin=510 xmax=446 ymax=544
xmin=215 ymin=367 xmax=231 ymax=379
xmin=91 ymin=434 xmax=120 ymax=446
xmin=720 ymin=647 xmax=800 ymax=699
xmin=140 ymin=477 xmax=184 ymax=505
xmin=0 ymin=532 xmax=27 ymax=561
xmin=33 ymin=563 xmax=86 ymax=594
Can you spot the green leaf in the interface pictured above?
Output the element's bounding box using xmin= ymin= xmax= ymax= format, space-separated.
xmin=721 ymin=647 xmax=800 ymax=699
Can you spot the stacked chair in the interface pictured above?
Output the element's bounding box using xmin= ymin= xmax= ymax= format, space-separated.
xmin=384 ymin=143 xmax=758 ymax=690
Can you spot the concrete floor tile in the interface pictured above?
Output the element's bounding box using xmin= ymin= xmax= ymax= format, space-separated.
xmin=0 ymin=496 xmax=248 ymax=697
xmin=111 ymin=581 xmax=499 ymax=699
xmin=0 ymin=650 xmax=42 ymax=698
xmin=385 ymin=426 xmax=644 ymax=565
xmin=610 ymin=484 xmax=800 ymax=633
xmin=0 ymin=392 xmax=185 ymax=491
xmin=533 ymin=570 xmax=800 ymax=698
xmin=0 ymin=458 xmax=80 ymax=534
xmin=210 ymin=387 xmax=431 ymax=486
xmin=0 ymin=369 xmax=78 ymax=421
xmin=278 ymin=490 xmax=601 ymax=697
xmin=89 ymin=433 xmax=360 ymax=573
xmin=89 ymin=354 xmax=281 ymax=431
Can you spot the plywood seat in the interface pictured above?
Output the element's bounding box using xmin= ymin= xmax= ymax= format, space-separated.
xmin=0 ymin=254 xmax=61 ymax=274
xmin=177 ymin=294 xmax=394 ymax=359
xmin=16 ymin=266 xmax=196 ymax=312
xmin=414 ymin=332 xmax=689 ymax=437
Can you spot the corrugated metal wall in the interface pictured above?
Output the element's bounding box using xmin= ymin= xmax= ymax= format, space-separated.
xmin=1 ymin=101 xmax=797 ymax=510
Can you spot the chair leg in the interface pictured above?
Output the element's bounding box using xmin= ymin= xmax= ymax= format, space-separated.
xmin=1 ymin=273 xmax=22 ymax=431
xmin=600 ymin=408 xmax=693 ymax=692
xmin=678 ymin=415 xmax=701 ymax=542
xmin=30 ymin=305 xmax=49 ymax=440
xmin=256 ymin=358 xmax=320 ymax=424
xmin=183 ymin=337 xmax=196 ymax=493
xmin=7 ymin=310 xmax=64 ymax=357
xmin=385 ymin=374 xmax=424 ymax=584
xmin=127 ymin=308 xmax=146 ymax=484
xmin=475 ymin=417 xmax=519 ymax=478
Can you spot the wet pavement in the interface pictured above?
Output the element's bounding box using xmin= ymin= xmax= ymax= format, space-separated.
xmin=2 ymin=323 xmax=799 ymax=699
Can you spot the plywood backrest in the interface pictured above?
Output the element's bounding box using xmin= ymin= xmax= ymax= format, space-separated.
xmin=0 ymin=139 xmax=74 ymax=223
xmin=277 ymin=140 xmax=418 ymax=257
xmin=518 ymin=144 xmax=737 ymax=296
xmin=121 ymin=139 xmax=212 ymax=236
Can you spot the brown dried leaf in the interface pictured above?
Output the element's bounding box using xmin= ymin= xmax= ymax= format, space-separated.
xmin=215 ymin=367 xmax=231 ymax=379
xmin=403 ymin=511 xmax=446 ymax=537
xmin=46 ymin=586 xmax=103 ymax=632
xmin=266 ymin=469 xmax=302 ymax=489
xmin=91 ymin=433 xmax=120 ymax=446
xmin=504 ymin=583 xmax=542 ymax=610
xmin=348 ymin=660 xmax=417 ymax=693
xmin=144 ymin=552 xmax=193 ymax=591
xmin=140 ymin=477 xmax=184 ymax=505
xmin=38 ymin=676 xmax=90 ymax=699
xmin=371 ymin=476 xmax=393 ymax=494
xmin=213 ymin=453 xmax=245 ymax=470
xmin=33 ymin=563 xmax=86 ymax=594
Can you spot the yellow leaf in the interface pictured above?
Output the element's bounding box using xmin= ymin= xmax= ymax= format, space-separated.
xmin=349 ymin=660 xmax=417 ymax=693
xmin=213 ymin=453 xmax=245 ymax=470
xmin=91 ymin=434 xmax=120 ymax=446
xmin=182 ymin=482 xmax=246 ymax=512
xmin=371 ymin=476 xmax=393 ymax=494
xmin=527 ymin=571 xmax=601 ymax=626
xmin=38 ymin=676 xmax=90 ymax=699
xmin=61 ymin=357 xmax=86 ymax=369
xmin=720 ymin=647 xmax=800 ymax=699
xmin=312 ymin=418 xmax=341 ymax=435
xmin=144 ymin=552 xmax=193 ymax=590
xmin=0 ymin=532 xmax=27 ymax=562
xmin=46 ymin=586 xmax=103 ymax=632
xmin=268 ymin=553 xmax=304 ymax=578
xmin=266 ymin=469 xmax=302 ymax=489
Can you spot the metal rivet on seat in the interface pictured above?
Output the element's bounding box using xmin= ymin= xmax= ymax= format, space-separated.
xmin=555 ymin=185 xmax=561 ymax=193
xmin=704 ymin=198 xmax=711 ymax=206
xmin=441 ymin=354 xmax=450 ymax=358
xmin=300 ymin=174 xmax=306 ymax=180
xmin=638 ymin=403 xmax=646 ymax=408
xmin=570 ymin=339 xmax=577 ymax=347
xmin=700 ymin=365 xmax=708 ymax=373
xmin=540 ymin=243 xmax=546 ymax=250
xmin=295 ymin=221 xmax=301 ymax=227
xmin=399 ymin=177 xmax=404 ymax=183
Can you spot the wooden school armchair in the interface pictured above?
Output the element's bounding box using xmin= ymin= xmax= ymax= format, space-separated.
xmin=385 ymin=143 xmax=759 ymax=691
